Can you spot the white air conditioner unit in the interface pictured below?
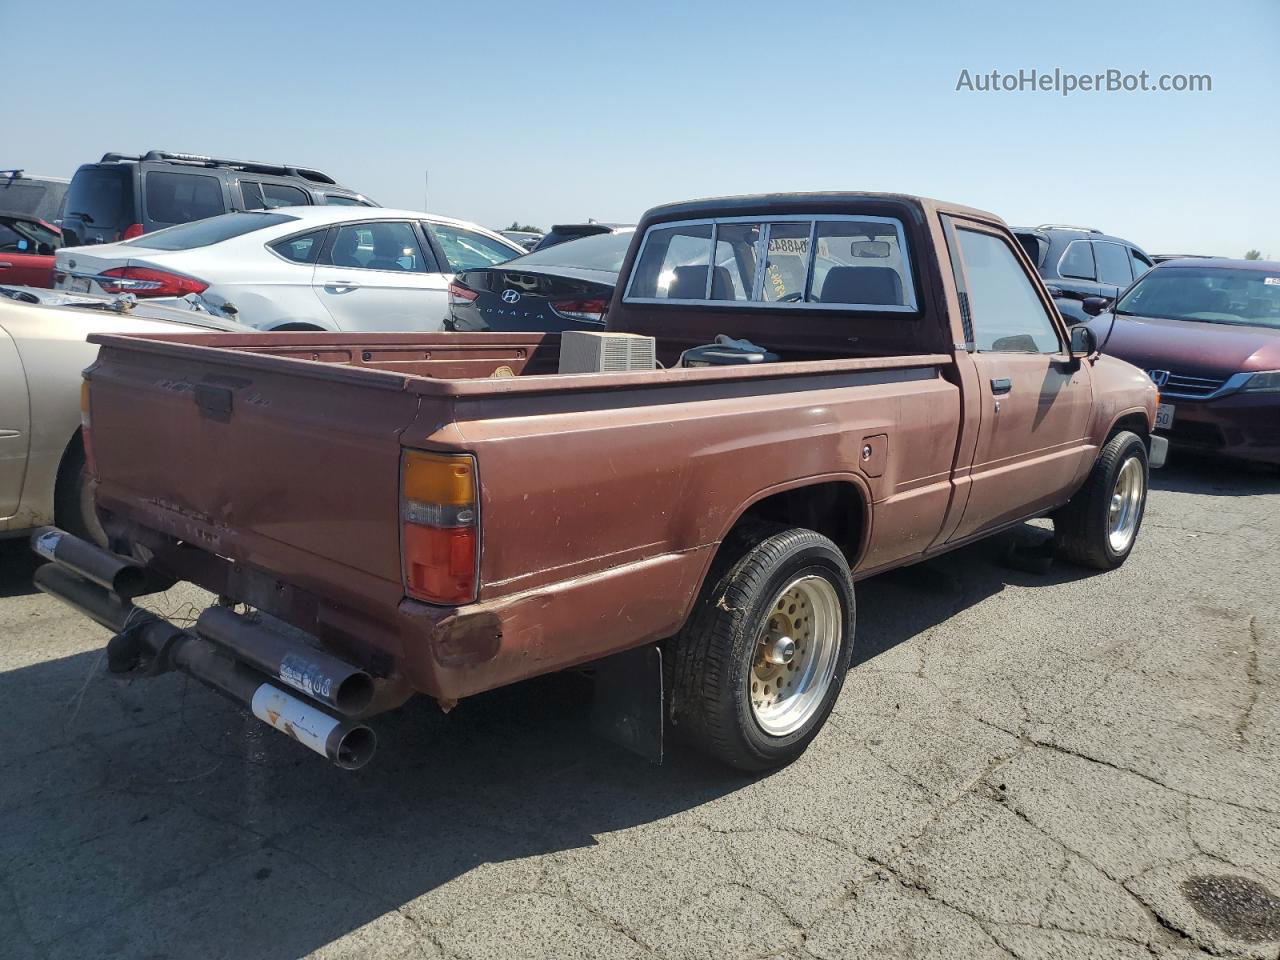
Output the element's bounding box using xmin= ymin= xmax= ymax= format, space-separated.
xmin=558 ymin=331 xmax=657 ymax=374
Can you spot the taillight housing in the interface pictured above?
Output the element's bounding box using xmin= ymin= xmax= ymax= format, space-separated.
xmin=121 ymin=223 xmax=145 ymax=241
xmin=448 ymin=281 xmax=479 ymax=306
xmin=401 ymin=451 xmax=479 ymax=605
xmin=98 ymin=266 xmax=208 ymax=298
xmin=550 ymin=297 xmax=607 ymax=324
xmin=80 ymin=380 xmax=97 ymax=476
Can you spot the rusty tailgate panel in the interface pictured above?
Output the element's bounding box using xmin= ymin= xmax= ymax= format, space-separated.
xmin=87 ymin=340 xmax=423 ymax=589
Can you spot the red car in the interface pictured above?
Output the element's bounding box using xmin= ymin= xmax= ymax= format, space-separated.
xmin=0 ymin=211 xmax=62 ymax=287
xmin=1084 ymin=258 xmax=1280 ymax=466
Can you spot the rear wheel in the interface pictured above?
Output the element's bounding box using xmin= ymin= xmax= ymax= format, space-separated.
xmin=1054 ymin=430 xmax=1148 ymax=569
xmin=671 ymin=523 xmax=855 ymax=772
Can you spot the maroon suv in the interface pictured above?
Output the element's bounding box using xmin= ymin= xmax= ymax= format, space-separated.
xmin=1084 ymin=258 xmax=1280 ymax=466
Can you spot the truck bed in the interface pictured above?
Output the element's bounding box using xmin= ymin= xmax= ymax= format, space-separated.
xmin=86 ymin=330 xmax=957 ymax=698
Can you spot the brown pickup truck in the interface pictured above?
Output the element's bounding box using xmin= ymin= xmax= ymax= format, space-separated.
xmin=35 ymin=192 xmax=1164 ymax=772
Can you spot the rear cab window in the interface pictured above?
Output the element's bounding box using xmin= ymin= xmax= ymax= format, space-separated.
xmin=126 ymin=212 xmax=296 ymax=251
xmin=624 ymin=215 xmax=916 ymax=311
xmin=144 ymin=170 xmax=227 ymax=226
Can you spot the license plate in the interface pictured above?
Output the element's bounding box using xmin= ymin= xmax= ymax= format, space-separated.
xmin=68 ymin=278 xmax=91 ymax=293
xmin=1155 ymin=403 xmax=1175 ymax=430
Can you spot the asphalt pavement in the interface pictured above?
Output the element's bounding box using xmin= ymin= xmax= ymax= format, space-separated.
xmin=0 ymin=458 xmax=1276 ymax=960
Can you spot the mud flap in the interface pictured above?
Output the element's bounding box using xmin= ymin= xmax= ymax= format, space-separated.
xmin=589 ymin=644 xmax=664 ymax=764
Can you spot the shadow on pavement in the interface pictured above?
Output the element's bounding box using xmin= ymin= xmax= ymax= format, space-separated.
xmin=0 ymin=539 xmax=39 ymax=599
xmin=1151 ymin=453 xmax=1280 ymax=497
xmin=0 ymin=523 xmax=1099 ymax=959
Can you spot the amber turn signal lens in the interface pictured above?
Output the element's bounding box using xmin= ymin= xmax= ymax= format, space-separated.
xmin=403 ymin=451 xmax=475 ymax=505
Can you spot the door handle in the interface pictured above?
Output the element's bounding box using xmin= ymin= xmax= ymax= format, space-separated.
xmin=990 ymin=377 xmax=1012 ymax=394
xmin=0 ymin=262 xmax=12 ymax=268
xmin=324 ymin=279 xmax=359 ymax=289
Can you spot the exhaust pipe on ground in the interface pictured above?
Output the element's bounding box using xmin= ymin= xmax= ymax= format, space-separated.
xmin=194 ymin=606 xmax=374 ymax=716
xmin=32 ymin=556 xmax=376 ymax=770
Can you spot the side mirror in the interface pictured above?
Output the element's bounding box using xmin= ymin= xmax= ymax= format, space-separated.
xmin=1070 ymin=324 xmax=1098 ymax=358
xmin=1081 ymin=296 xmax=1110 ymax=317
xmin=36 ymin=242 xmax=55 ymax=256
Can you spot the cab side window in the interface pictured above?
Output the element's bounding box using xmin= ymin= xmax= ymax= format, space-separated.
xmin=957 ymin=228 xmax=1061 ymax=354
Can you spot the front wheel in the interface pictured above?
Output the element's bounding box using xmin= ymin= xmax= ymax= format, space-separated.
xmin=671 ymin=523 xmax=855 ymax=772
xmin=1054 ymin=430 xmax=1149 ymax=570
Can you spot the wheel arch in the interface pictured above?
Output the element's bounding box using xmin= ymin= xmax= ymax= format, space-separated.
xmin=673 ymin=475 xmax=872 ymax=636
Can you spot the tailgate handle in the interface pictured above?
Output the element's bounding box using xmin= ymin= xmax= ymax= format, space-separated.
xmin=194 ymin=383 xmax=233 ymax=422
xmin=990 ymin=377 xmax=1012 ymax=395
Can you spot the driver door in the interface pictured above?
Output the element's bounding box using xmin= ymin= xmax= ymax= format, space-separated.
xmin=945 ymin=219 xmax=1094 ymax=542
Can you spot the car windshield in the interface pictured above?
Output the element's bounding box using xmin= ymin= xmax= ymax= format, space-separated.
xmin=1115 ymin=266 xmax=1280 ymax=329
xmin=511 ymin=230 xmax=634 ymax=272
xmin=125 ymin=212 xmax=296 ymax=250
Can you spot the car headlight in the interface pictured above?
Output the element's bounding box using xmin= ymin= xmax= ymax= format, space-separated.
xmin=1242 ymin=371 xmax=1280 ymax=392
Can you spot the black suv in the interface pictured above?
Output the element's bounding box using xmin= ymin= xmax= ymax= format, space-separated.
xmin=1012 ymin=224 xmax=1154 ymax=325
xmin=61 ymin=150 xmax=376 ymax=246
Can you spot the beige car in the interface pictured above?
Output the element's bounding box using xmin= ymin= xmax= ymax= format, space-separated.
xmin=0 ymin=288 xmax=248 ymax=543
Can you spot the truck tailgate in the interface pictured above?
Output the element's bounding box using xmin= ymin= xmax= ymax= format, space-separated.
xmin=85 ymin=334 xmax=424 ymax=587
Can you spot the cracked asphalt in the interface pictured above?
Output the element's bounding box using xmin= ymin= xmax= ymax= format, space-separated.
xmin=1 ymin=458 xmax=1276 ymax=960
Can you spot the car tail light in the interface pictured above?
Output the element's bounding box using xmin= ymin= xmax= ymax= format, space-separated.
xmin=80 ymin=380 xmax=97 ymax=476
xmin=401 ymin=451 xmax=478 ymax=605
xmin=98 ymin=266 xmax=208 ymax=298
xmin=121 ymin=223 xmax=145 ymax=241
xmin=448 ymin=281 xmax=479 ymax=306
xmin=550 ymin=297 xmax=607 ymax=324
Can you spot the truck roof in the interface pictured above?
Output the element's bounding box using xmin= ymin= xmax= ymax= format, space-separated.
xmin=638 ymin=191 xmax=1003 ymax=227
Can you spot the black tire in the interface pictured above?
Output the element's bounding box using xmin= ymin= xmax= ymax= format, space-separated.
xmin=1054 ymin=430 xmax=1149 ymax=570
xmin=54 ymin=439 xmax=107 ymax=547
xmin=671 ymin=522 xmax=856 ymax=772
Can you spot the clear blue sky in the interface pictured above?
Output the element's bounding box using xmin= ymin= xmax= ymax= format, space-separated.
xmin=8 ymin=0 xmax=1277 ymax=256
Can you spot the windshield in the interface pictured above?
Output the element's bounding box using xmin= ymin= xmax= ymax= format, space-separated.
xmin=512 ymin=230 xmax=634 ymax=272
xmin=126 ymin=211 xmax=296 ymax=250
xmin=1115 ymin=266 xmax=1280 ymax=329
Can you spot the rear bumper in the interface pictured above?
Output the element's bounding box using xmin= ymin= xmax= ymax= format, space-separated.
xmin=105 ymin=506 xmax=712 ymax=702
xmin=1159 ymin=391 xmax=1280 ymax=466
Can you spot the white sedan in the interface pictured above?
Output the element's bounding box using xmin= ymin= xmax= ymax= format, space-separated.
xmin=54 ymin=207 xmax=524 ymax=332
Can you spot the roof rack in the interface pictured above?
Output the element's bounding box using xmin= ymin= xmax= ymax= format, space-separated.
xmin=0 ymin=169 xmax=24 ymax=179
xmin=98 ymin=150 xmax=339 ymax=185
xmin=1036 ymin=223 xmax=1102 ymax=234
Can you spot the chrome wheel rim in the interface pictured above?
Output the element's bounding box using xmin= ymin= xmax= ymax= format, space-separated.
xmin=1107 ymin=456 xmax=1144 ymax=553
xmin=749 ymin=575 xmax=842 ymax=737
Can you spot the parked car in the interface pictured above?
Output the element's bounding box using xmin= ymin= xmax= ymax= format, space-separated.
xmin=0 ymin=211 xmax=61 ymax=287
xmin=500 ymin=230 xmax=543 ymax=251
xmin=1012 ymin=224 xmax=1154 ymax=325
xmin=531 ymin=221 xmax=633 ymax=251
xmin=0 ymin=170 xmax=69 ymax=223
xmin=60 ymin=150 xmax=375 ymax=247
xmin=1082 ymin=258 xmax=1280 ymax=466
xmin=449 ymin=229 xmax=633 ymax=332
xmin=55 ymin=207 xmax=525 ymax=332
xmin=39 ymin=191 xmax=1162 ymax=775
xmin=0 ymin=289 xmax=249 ymax=544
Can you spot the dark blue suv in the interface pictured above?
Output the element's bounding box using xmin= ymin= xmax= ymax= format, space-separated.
xmin=1013 ymin=225 xmax=1154 ymax=325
